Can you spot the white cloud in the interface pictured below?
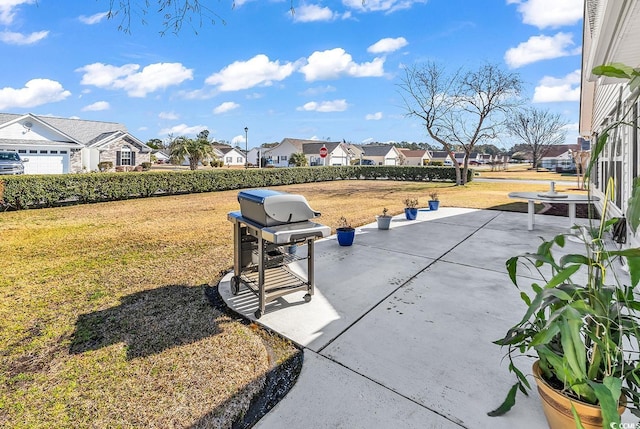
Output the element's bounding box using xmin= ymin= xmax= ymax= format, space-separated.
xmin=205 ymin=54 xmax=296 ymax=91
xmin=504 ymin=32 xmax=581 ymax=68
xmin=297 ymin=99 xmax=348 ymax=112
xmin=79 ymin=12 xmax=109 ymax=25
xmin=302 ymin=85 xmax=336 ymax=96
xmin=0 ymin=30 xmax=48 ymax=45
xmin=293 ymin=4 xmax=336 ymax=22
xmin=365 ymin=112 xmax=383 ymax=120
xmin=159 ymin=111 xmax=179 ymax=120
xmin=81 ymin=101 xmax=110 ymax=111
xmin=533 ymin=69 xmax=581 ymax=102
xmin=300 ymin=48 xmax=385 ymax=81
xmin=159 ymin=123 xmax=207 ymax=136
xmin=508 ymin=0 xmax=583 ymax=29
xmin=0 ymin=0 xmax=35 ymax=25
xmin=76 ymin=62 xmax=193 ymax=97
xmin=213 ymin=101 xmax=240 ymax=114
xmin=342 ymin=0 xmax=427 ymax=14
xmin=231 ymin=134 xmax=248 ymax=145
xmin=367 ymin=37 xmax=408 ymax=54
xmin=0 ymin=78 xmax=71 ymax=110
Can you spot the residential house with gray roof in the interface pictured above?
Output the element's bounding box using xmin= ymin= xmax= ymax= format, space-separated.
xmin=0 ymin=113 xmax=151 ymax=174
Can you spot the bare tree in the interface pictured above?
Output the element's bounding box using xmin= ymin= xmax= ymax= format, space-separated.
xmin=105 ymin=0 xmax=308 ymax=33
xmin=399 ymin=62 xmax=523 ymax=185
xmin=505 ymin=107 xmax=567 ymax=170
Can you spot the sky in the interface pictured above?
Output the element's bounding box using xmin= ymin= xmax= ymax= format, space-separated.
xmin=0 ymin=0 xmax=584 ymax=150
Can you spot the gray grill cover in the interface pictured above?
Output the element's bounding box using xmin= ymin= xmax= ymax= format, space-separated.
xmin=238 ymin=189 xmax=320 ymax=226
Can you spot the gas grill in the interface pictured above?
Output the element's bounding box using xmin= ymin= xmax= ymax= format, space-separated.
xmin=228 ymin=189 xmax=330 ymax=318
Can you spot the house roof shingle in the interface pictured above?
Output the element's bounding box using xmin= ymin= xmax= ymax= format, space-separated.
xmin=0 ymin=113 xmax=130 ymax=145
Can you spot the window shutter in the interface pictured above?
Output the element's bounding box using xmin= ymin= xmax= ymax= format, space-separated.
xmin=131 ymin=151 xmax=136 ymax=166
xmin=116 ymin=151 xmax=121 ymax=166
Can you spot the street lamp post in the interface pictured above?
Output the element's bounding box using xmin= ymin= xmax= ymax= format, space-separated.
xmin=244 ymin=127 xmax=248 ymax=169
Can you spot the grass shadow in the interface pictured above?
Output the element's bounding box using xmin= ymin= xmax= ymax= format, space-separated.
xmin=70 ymin=284 xmax=220 ymax=359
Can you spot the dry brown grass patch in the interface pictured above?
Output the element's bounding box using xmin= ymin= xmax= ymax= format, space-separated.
xmin=1 ymin=179 xmax=578 ymax=427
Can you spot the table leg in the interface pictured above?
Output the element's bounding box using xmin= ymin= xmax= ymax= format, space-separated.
xmin=528 ymin=200 xmax=534 ymax=231
xmin=568 ymin=203 xmax=576 ymax=227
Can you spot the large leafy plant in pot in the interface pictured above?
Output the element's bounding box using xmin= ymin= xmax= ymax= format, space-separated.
xmin=490 ymin=64 xmax=640 ymax=428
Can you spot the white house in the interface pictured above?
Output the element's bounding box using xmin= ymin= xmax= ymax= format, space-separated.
xmin=358 ymin=145 xmax=403 ymax=165
xmin=580 ymin=0 xmax=640 ymax=245
xmin=538 ymin=144 xmax=581 ymax=172
xmin=302 ymin=141 xmax=352 ymax=166
xmin=246 ymin=147 xmax=264 ymax=167
xmin=152 ymin=150 xmax=170 ymax=164
xmin=398 ymin=149 xmax=431 ymax=166
xmin=0 ymin=113 xmax=151 ymax=174
xmin=219 ymin=146 xmax=246 ymax=167
xmin=264 ymin=138 xmax=345 ymax=167
xmin=263 ymin=138 xmax=307 ymax=167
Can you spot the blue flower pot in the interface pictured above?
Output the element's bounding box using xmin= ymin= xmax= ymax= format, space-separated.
xmin=336 ymin=228 xmax=355 ymax=246
xmin=404 ymin=208 xmax=418 ymax=220
xmin=428 ymin=200 xmax=440 ymax=211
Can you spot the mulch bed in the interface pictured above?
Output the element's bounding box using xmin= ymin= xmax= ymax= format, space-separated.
xmin=537 ymin=203 xmax=599 ymax=219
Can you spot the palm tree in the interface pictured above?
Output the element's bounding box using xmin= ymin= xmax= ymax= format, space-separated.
xmin=169 ymin=136 xmax=214 ymax=170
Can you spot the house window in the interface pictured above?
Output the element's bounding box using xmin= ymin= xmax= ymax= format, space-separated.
xmin=226 ymin=156 xmax=233 ymax=164
xmin=40 ymin=150 xmax=48 ymax=154
xmin=60 ymin=150 xmax=67 ymax=154
xmin=50 ymin=150 xmax=58 ymax=154
xmin=237 ymin=157 xmax=243 ymax=163
xmin=280 ymin=155 xmax=288 ymax=161
xmin=116 ymin=146 xmax=136 ymax=166
xmin=29 ymin=150 xmax=37 ymax=154
xmin=18 ymin=149 xmax=26 ymax=153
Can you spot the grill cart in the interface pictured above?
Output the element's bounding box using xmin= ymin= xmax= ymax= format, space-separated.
xmin=228 ymin=189 xmax=330 ymax=319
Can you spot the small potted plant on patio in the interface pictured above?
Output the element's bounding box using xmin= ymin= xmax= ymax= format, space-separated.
xmin=428 ymin=191 xmax=440 ymax=211
xmin=403 ymin=198 xmax=419 ymax=220
xmin=489 ymin=63 xmax=640 ymax=429
xmin=376 ymin=207 xmax=392 ymax=230
xmin=336 ymin=216 xmax=355 ymax=246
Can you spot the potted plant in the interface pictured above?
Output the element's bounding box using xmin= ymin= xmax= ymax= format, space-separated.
xmin=403 ymin=198 xmax=419 ymax=220
xmin=489 ymin=63 xmax=640 ymax=429
xmin=428 ymin=191 xmax=440 ymax=211
xmin=376 ymin=207 xmax=392 ymax=230
xmin=336 ymin=216 xmax=355 ymax=246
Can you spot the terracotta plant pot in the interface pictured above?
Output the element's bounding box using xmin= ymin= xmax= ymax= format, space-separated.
xmin=532 ymin=361 xmax=626 ymax=429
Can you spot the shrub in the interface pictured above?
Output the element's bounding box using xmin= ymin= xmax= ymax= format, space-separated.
xmin=0 ymin=166 xmax=471 ymax=211
xmin=141 ymin=162 xmax=152 ymax=171
xmin=98 ymin=161 xmax=113 ymax=172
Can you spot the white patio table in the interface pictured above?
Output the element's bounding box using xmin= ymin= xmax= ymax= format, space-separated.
xmin=508 ymin=191 xmax=599 ymax=231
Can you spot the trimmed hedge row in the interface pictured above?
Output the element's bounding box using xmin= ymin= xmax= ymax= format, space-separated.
xmin=0 ymin=166 xmax=473 ymax=210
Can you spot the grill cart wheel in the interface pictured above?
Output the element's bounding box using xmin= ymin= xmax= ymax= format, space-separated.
xmin=304 ymin=293 xmax=312 ymax=302
xmin=254 ymin=309 xmax=263 ymax=319
xmin=230 ymin=276 xmax=240 ymax=295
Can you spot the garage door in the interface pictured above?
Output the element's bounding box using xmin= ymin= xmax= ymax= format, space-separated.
xmin=22 ymin=149 xmax=69 ymax=174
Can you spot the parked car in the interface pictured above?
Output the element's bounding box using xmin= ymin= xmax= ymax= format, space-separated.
xmin=354 ymin=159 xmax=376 ymax=165
xmin=0 ymin=151 xmax=27 ymax=175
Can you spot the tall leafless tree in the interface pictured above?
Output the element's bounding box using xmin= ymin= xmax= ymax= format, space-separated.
xmin=399 ymin=62 xmax=523 ymax=185
xmin=105 ymin=0 xmax=344 ymax=33
xmin=505 ymin=107 xmax=568 ymax=170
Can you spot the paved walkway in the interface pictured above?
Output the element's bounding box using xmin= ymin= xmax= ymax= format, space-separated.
xmin=218 ymin=208 xmax=635 ymax=428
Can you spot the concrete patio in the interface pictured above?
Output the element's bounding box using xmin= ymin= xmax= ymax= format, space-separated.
xmin=218 ymin=207 xmax=638 ymax=428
